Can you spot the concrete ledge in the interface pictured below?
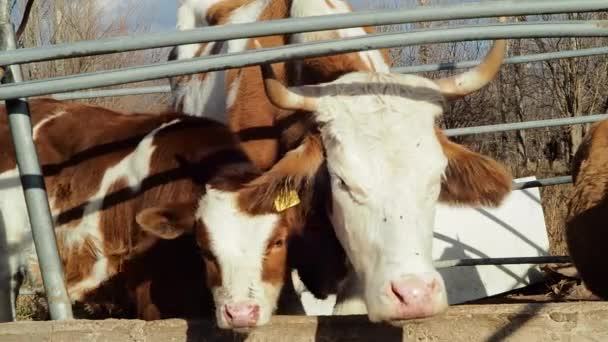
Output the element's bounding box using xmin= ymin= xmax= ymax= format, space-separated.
xmin=1 ymin=302 xmax=607 ymax=341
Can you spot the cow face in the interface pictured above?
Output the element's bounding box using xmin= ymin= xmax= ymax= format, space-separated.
xmin=135 ymin=184 xmax=293 ymax=330
xmin=257 ymin=36 xmax=511 ymax=322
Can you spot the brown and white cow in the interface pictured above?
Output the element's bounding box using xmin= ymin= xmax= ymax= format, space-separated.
xmin=566 ymin=119 xmax=608 ymax=299
xmin=0 ymin=98 xmax=326 ymax=328
xmin=171 ymin=0 xmax=391 ymax=170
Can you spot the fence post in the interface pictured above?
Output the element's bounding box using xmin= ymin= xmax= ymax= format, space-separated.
xmin=0 ymin=6 xmax=73 ymax=320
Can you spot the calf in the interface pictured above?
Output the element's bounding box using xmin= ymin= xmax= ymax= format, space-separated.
xmin=0 ymin=98 xmax=320 ymax=328
xmin=566 ymin=119 xmax=608 ymax=299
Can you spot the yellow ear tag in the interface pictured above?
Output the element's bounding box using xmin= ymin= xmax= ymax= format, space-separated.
xmin=274 ymin=189 xmax=301 ymax=212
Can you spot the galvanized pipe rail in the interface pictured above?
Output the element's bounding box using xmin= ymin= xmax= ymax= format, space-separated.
xmin=445 ymin=114 xmax=608 ymax=137
xmin=2 ymin=21 xmax=608 ymax=101
xmin=395 ymin=45 xmax=608 ymax=74
xmin=51 ymin=85 xmax=170 ymax=100
xmin=47 ymin=45 xmax=608 ymax=100
xmin=0 ymin=0 xmax=606 ymax=66
xmin=0 ymin=21 xmax=73 ymax=321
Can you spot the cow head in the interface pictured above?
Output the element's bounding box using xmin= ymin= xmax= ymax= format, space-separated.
xmin=254 ymin=32 xmax=512 ymax=322
xmin=133 ymin=158 xmax=319 ymax=329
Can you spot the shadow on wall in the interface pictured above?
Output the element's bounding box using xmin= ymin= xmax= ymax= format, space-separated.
xmin=485 ymin=302 xmax=546 ymax=342
xmin=185 ymin=321 xmax=249 ymax=342
xmin=316 ymin=315 xmax=403 ymax=342
xmin=437 ymin=242 xmax=488 ymax=304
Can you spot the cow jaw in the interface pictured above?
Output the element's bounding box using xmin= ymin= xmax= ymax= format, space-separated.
xmin=313 ymin=72 xmax=450 ymax=320
xmin=196 ymin=187 xmax=285 ymax=329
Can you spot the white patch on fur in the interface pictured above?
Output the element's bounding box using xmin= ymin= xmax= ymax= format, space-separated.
xmin=0 ymin=167 xmax=31 ymax=321
xmin=308 ymin=71 xmax=448 ymax=320
xmin=173 ymin=0 xmax=270 ymax=120
xmin=290 ymin=0 xmax=389 ymax=73
xmin=197 ymin=187 xmax=282 ymax=328
xmin=176 ymin=0 xmax=224 ymax=59
xmin=32 ymin=110 xmax=68 ymax=139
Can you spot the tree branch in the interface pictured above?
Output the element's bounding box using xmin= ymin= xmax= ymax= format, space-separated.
xmin=15 ymin=0 xmax=34 ymax=41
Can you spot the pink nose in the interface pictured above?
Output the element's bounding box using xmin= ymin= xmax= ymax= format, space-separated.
xmin=224 ymin=303 xmax=260 ymax=328
xmin=390 ymin=276 xmax=443 ymax=319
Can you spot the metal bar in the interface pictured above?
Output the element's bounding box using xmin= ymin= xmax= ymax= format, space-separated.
xmin=2 ymin=21 xmax=608 ymax=101
xmin=47 ymin=45 xmax=608 ymax=99
xmin=1 ymin=0 xmax=607 ymax=66
xmin=445 ymin=114 xmax=608 ymax=137
xmin=51 ymin=85 xmax=171 ymax=100
xmin=513 ymin=176 xmax=573 ymax=190
xmin=0 ymin=24 xmax=73 ymax=321
xmin=434 ymin=256 xmax=571 ymax=269
xmin=395 ymin=46 xmax=608 ymax=73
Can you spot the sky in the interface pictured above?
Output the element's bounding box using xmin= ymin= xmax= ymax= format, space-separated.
xmin=146 ymin=0 xmax=368 ymax=32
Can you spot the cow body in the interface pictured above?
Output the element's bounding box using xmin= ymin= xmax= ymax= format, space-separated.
xmin=566 ymin=119 xmax=608 ymax=299
xmin=0 ymin=98 xmax=319 ymax=328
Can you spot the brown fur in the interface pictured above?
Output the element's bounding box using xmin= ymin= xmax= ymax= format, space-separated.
xmin=435 ymin=128 xmax=513 ymax=207
xmin=566 ymin=119 xmax=608 ymax=299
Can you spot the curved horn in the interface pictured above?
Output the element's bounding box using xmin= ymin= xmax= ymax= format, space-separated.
xmin=434 ymin=17 xmax=508 ymax=99
xmin=252 ymin=40 xmax=318 ymax=112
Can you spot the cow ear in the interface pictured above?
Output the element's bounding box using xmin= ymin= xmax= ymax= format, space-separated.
xmin=436 ymin=128 xmax=512 ymax=207
xmin=136 ymin=201 xmax=197 ymax=239
xmin=239 ymin=134 xmax=325 ymax=214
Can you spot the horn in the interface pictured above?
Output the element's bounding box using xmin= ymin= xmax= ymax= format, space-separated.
xmin=252 ymin=40 xmax=318 ymax=112
xmin=433 ymin=17 xmax=508 ymax=98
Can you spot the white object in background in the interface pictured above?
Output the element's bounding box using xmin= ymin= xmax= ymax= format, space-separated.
xmin=434 ymin=176 xmax=549 ymax=304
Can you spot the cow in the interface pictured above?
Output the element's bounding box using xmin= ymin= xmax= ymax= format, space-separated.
xmin=0 ymin=98 xmax=329 ymax=329
xmin=565 ymin=119 xmax=608 ymax=299
xmin=170 ymin=0 xmax=391 ymax=170
xmin=248 ymin=30 xmax=513 ymax=320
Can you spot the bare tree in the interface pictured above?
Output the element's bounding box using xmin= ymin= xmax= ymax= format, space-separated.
xmin=12 ymin=0 xmax=171 ymax=111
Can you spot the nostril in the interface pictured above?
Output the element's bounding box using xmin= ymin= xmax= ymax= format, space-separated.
xmin=391 ymin=282 xmax=406 ymax=304
xmin=250 ymin=305 xmax=260 ymax=315
xmin=224 ymin=306 xmax=234 ymax=323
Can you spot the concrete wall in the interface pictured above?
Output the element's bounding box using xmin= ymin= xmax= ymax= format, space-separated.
xmin=0 ymin=302 xmax=606 ymax=341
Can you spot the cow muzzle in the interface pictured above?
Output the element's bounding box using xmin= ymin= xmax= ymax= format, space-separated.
xmin=369 ymin=272 xmax=448 ymax=321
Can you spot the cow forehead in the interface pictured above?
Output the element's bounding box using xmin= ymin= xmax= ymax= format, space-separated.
xmin=313 ymin=72 xmax=444 ymax=125
xmin=314 ymin=72 xmax=446 ymax=181
xmin=196 ymin=188 xmax=280 ymax=264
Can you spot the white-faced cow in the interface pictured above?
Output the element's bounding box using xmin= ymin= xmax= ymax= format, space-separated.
xmin=566 ymin=119 xmax=608 ymax=299
xmin=0 ymin=98 xmax=327 ymax=328
xmin=251 ymin=31 xmax=512 ymax=320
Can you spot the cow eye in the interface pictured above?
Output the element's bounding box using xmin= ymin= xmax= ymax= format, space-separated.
xmin=334 ymin=175 xmax=349 ymax=191
xmin=273 ymin=239 xmax=285 ymax=248
xmin=332 ymin=173 xmax=367 ymax=203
